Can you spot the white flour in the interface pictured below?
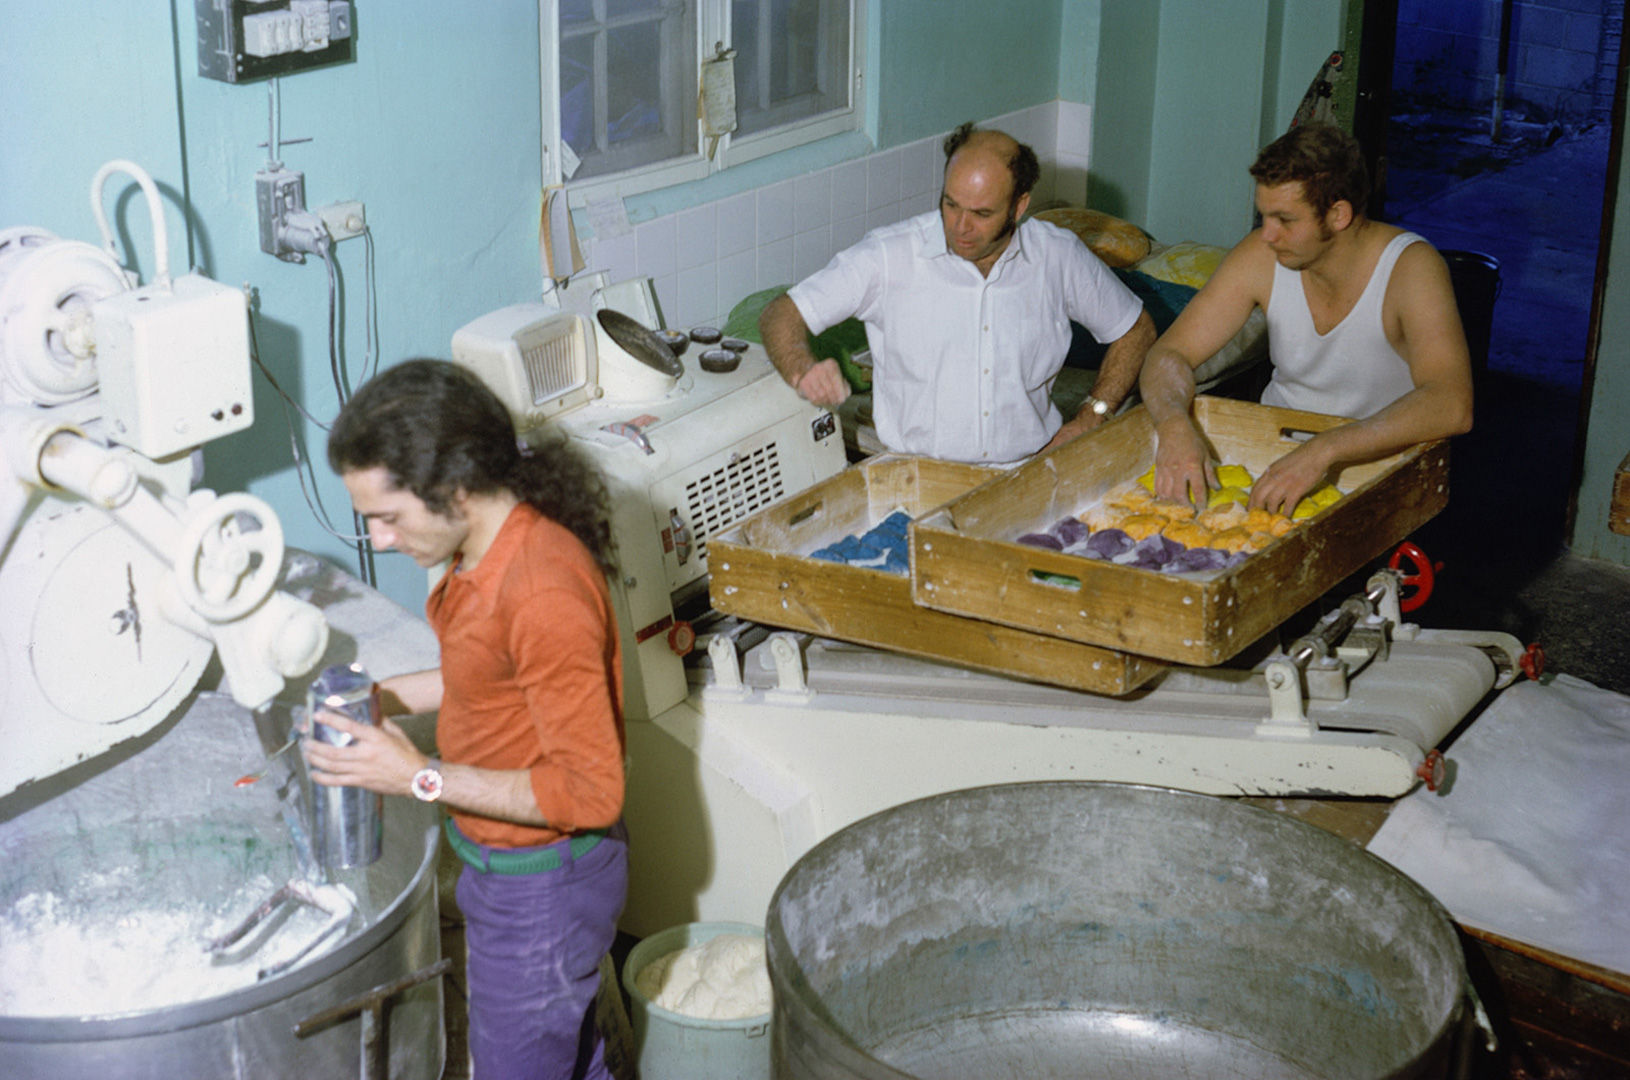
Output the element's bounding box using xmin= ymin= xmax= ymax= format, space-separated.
xmin=0 ymin=868 xmax=339 ymax=1018
xmin=635 ymin=933 xmax=771 ymax=1021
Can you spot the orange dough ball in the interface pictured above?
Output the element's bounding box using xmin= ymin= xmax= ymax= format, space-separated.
xmin=1120 ymin=514 xmax=1170 ymax=540
xmin=1211 ymin=527 xmax=1254 ymax=554
xmin=1199 ymin=502 xmax=1249 ymax=532
xmin=1163 ymin=520 xmax=1215 ymax=548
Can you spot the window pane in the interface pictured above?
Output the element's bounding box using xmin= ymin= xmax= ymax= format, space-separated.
xmin=732 ymin=0 xmax=849 ymax=139
xmin=560 ymin=0 xmax=594 ymax=30
xmin=560 ymin=0 xmax=697 ymax=180
xmin=560 ymin=34 xmax=596 ymax=156
xmin=605 ymin=23 xmax=662 ymax=148
xmin=605 ymin=0 xmax=663 ymax=16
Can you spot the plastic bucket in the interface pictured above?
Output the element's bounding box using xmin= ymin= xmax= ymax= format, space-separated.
xmin=622 ymin=921 xmax=772 ymax=1080
xmin=1441 ymin=249 xmax=1501 ymax=374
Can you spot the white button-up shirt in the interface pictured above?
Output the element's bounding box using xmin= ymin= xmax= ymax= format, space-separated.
xmin=789 ymin=211 xmax=1143 ymax=463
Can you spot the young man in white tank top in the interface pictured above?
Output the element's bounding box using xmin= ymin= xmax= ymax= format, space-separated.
xmin=1139 ymin=123 xmax=1473 ymax=515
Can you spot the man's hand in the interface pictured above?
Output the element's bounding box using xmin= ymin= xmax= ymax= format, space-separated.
xmin=794 ymin=357 xmax=851 ymax=407
xmin=1250 ymin=438 xmax=1332 ymax=516
xmin=1039 ymin=409 xmax=1105 ymax=454
xmin=1152 ymin=418 xmax=1216 ymax=510
xmin=304 ymin=709 xmax=426 ymax=796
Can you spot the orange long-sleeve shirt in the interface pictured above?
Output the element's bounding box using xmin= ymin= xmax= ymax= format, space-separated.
xmin=427 ymin=503 xmax=624 ymax=849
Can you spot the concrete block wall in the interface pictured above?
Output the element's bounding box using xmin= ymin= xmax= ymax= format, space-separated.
xmin=1395 ymin=0 xmax=1622 ymax=121
xmin=576 ymin=101 xmax=1093 ymax=334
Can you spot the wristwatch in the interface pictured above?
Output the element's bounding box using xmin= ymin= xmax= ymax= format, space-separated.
xmin=411 ymin=758 xmax=445 ymax=802
xmin=1084 ymin=394 xmax=1112 ymax=417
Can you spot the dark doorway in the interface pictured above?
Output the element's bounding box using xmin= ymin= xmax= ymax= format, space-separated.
xmin=1345 ymin=0 xmax=1625 ymax=655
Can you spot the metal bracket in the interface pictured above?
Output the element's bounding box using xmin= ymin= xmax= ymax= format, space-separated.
xmin=764 ymin=631 xmax=815 ymax=704
xmin=1258 ymin=659 xmax=1316 ymax=736
xmin=703 ymin=631 xmax=749 ymax=701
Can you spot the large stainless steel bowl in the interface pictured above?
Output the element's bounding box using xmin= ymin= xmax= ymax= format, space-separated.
xmin=768 ymin=782 xmax=1469 ymax=1080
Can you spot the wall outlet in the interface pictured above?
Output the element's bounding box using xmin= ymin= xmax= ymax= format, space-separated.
xmin=319 ymin=200 xmax=366 ymax=242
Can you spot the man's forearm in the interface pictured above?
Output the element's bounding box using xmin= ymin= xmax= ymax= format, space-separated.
xmin=1083 ymin=310 xmax=1156 ymax=416
xmin=1139 ymin=346 xmax=1200 ymax=427
xmin=760 ymin=294 xmax=819 ymax=387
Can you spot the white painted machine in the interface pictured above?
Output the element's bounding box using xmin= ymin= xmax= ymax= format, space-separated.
xmin=451 ymin=283 xmax=849 ymax=719
xmin=0 ymin=160 xmax=328 ymax=801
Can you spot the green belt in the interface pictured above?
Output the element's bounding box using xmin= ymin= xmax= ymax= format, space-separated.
xmin=443 ymin=817 xmax=606 ymax=876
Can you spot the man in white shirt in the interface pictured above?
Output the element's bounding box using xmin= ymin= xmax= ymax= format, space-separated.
xmin=1140 ymin=123 xmax=1473 ymax=514
xmin=760 ymin=123 xmax=1157 ymax=464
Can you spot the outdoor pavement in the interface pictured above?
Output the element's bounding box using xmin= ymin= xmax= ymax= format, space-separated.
xmin=1384 ymin=119 xmax=1630 ymax=695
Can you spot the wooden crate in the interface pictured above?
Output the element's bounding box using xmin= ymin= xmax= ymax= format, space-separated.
xmin=707 ymin=455 xmax=1166 ymax=695
xmin=911 ymin=396 xmax=1451 ymax=667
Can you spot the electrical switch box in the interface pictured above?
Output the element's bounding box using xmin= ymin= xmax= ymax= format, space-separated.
xmin=92 ymin=274 xmax=255 ymax=460
xmin=196 ymin=0 xmax=354 ymax=84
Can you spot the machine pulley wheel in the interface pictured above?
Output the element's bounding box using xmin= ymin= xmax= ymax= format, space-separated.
xmin=1415 ymin=748 xmax=1446 ymax=792
xmin=0 ymin=239 xmax=130 ymax=404
xmin=174 ymin=492 xmax=285 ymax=622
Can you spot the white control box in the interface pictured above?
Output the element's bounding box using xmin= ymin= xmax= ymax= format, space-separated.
xmin=92 ymin=274 xmax=254 ymax=460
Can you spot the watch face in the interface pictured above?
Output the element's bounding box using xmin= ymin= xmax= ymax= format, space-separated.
xmin=412 ymin=767 xmax=443 ymax=802
xmin=1091 ymin=397 xmax=1110 ymax=415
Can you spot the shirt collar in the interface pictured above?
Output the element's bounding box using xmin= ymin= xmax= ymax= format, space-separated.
xmin=915 ymin=213 xmax=1033 ymax=273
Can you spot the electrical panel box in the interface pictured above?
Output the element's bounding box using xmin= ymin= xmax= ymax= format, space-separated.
xmin=196 ymin=0 xmax=355 ymax=84
xmin=92 ymin=274 xmax=255 ymax=460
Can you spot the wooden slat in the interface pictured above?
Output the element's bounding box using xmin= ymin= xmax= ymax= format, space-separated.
xmin=912 ymin=397 xmax=1451 ymax=666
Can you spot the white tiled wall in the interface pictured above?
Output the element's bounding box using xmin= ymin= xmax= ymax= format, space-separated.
xmin=578 ymin=101 xmax=1085 ymax=331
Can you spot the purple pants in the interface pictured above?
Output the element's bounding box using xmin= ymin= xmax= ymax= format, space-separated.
xmin=455 ymin=822 xmax=628 ymax=1080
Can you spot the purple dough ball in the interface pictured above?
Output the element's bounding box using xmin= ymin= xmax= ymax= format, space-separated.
xmin=1050 ymin=517 xmax=1091 ymax=547
xmin=1170 ymin=547 xmax=1230 ymax=572
xmin=1017 ymin=532 xmax=1064 ymax=551
xmin=1086 ymin=528 xmax=1134 ymax=558
xmin=1128 ymin=533 xmax=1183 ymax=567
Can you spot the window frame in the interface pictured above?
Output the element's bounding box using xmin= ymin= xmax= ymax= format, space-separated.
xmin=540 ymin=0 xmax=867 ymax=209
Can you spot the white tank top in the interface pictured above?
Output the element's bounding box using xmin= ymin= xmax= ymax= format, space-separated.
xmin=1260 ymin=231 xmax=1424 ymax=419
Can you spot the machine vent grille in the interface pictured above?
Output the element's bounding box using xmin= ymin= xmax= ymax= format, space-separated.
xmin=519 ymin=331 xmax=583 ymax=406
xmin=684 ymin=443 xmax=786 ymax=559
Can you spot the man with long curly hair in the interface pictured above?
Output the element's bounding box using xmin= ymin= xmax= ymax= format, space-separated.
xmin=307 ymin=359 xmax=626 ymax=1080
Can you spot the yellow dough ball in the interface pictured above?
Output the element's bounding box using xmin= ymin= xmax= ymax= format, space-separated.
xmin=1215 ymin=464 xmax=1254 ymax=490
xmin=1208 ymin=486 xmax=1251 ymax=508
xmin=1138 ymin=466 xmax=1157 ymax=492
xmin=1311 ymin=484 xmax=1342 ymax=508
xmin=1292 ymin=497 xmax=1321 ymax=520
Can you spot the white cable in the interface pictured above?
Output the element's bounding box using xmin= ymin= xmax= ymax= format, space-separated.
xmin=89 ymin=160 xmax=171 ymax=289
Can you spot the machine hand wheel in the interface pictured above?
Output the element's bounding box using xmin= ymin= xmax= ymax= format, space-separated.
xmin=1520 ymin=642 xmax=1546 ymax=681
xmin=1387 ymin=541 xmax=1441 ymax=613
xmin=174 ymin=492 xmax=285 ymax=622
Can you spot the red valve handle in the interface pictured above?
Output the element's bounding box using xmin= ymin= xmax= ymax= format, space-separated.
xmin=667 ymin=620 xmax=696 ymax=657
xmin=1416 ymin=749 xmax=1445 ymax=792
xmin=1520 ymin=642 xmax=1546 ymax=681
xmin=1387 ymin=541 xmax=1442 ymax=612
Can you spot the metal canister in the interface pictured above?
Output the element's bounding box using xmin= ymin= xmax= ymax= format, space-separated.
xmin=306 ymin=662 xmax=384 ymax=870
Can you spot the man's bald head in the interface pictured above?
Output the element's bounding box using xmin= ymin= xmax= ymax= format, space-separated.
xmin=942 ymin=122 xmax=1040 ymax=202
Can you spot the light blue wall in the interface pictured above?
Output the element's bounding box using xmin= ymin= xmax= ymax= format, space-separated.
xmin=874 ymin=0 xmax=1065 ymax=148
xmin=1089 ymin=0 xmax=1347 ymax=246
xmin=2 ymin=2 xmax=552 ymax=609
